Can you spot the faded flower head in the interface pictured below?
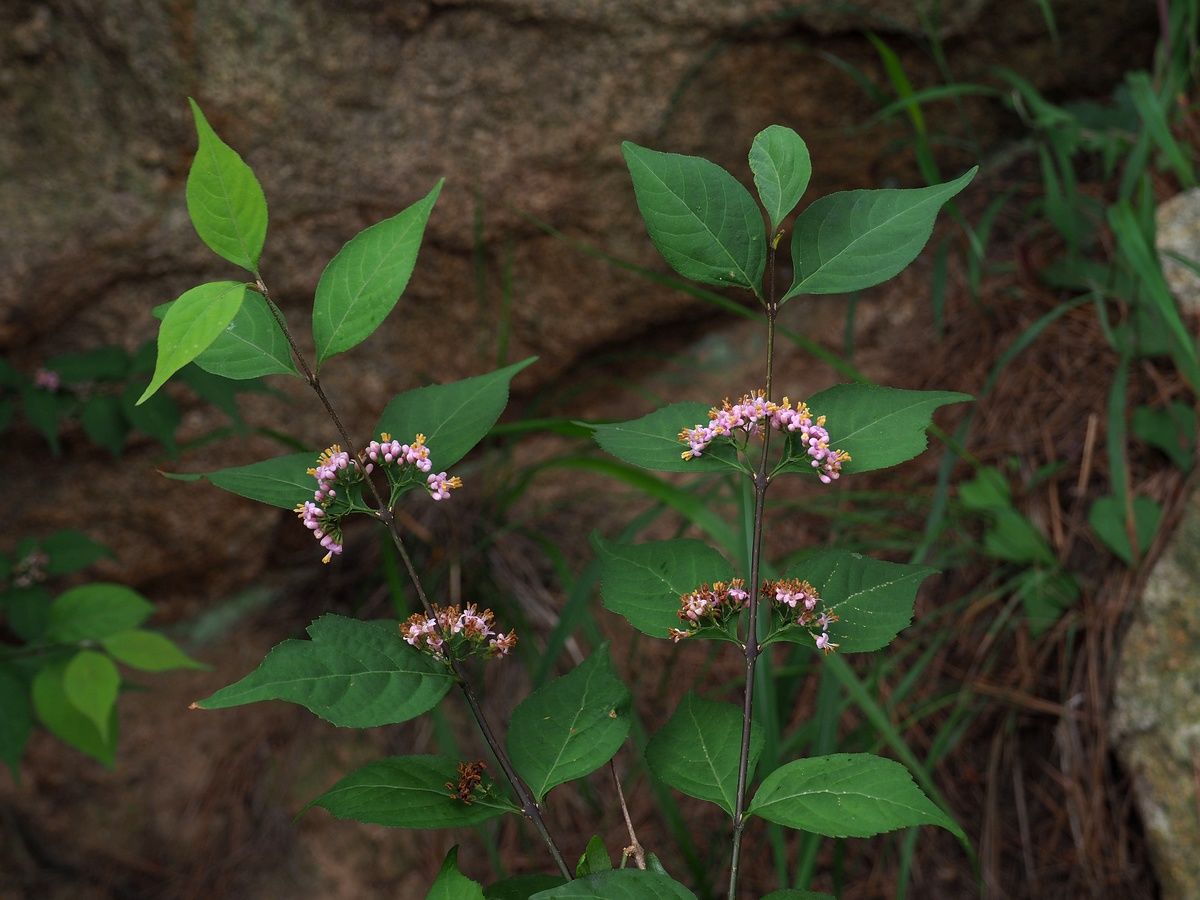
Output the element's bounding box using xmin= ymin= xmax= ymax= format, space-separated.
xmin=401 ymin=603 xmax=517 ymax=661
xmin=669 ymin=579 xmax=749 ymax=642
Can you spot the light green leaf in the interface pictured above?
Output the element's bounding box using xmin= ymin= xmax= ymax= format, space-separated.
xmin=313 ymin=180 xmax=443 ymax=364
xmin=156 ymin=291 xmax=298 ymax=379
xmin=784 ymin=168 xmax=976 ymax=298
xmin=484 ymin=875 xmax=567 ymax=899
xmin=309 ymin=755 xmax=517 ymax=828
xmin=507 ymin=647 xmax=631 ymax=802
xmin=748 ymin=753 xmax=963 ymax=839
xmin=593 ymin=536 xmax=732 ymax=638
xmin=375 ymin=358 xmax=536 ymax=471
xmin=531 ymin=869 xmax=698 ymax=899
xmin=101 ymin=629 xmax=206 ymax=672
xmin=427 ymin=847 xmax=486 ymax=900
xmin=186 ymin=98 xmax=268 ymax=272
xmin=63 ymin=650 xmax=120 ymax=741
xmin=575 ymin=835 xmax=612 ymax=878
xmin=0 ymin=666 xmax=31 ymax=774
xmin=47 ymin=583 xmax=154 ymax=642
xmin=195 ymin=615 xmax=454 ymax=727
xmin=174 ymin=451 xmax=314 ymax=510
xmin=32 ymin=660 xmax=117 ymax=766
xmin=749 ymin=125 xmax=812 ymax=232
xmin=590 ymin=402 xmax=740 ymax=474
xmin=1089 ymin=495 xmax=1161 ymax=566
xmin=645 ymin=693 xmax=761 ymax=815
xmin=799 ymin=384 xmax=971 ymax=475
xmin=138 ymin=281 xmax=247 ymax=405
xmin=770 ymin=550 xmax=936 ymax=653
xmin=622 ymin=141 xmax=766 ymax=293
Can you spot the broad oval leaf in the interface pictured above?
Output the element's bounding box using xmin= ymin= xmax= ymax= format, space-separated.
xmin=101 ymin=629 xmax=206 ymax=672
xmin=155 ymin=291 xmax=298 ymax=379
xmin=32 ymin=660 xmax=117 ymax=766
xmin=507 ymin=646 xmax=631 ymax=802
xmin=531 ymin=869 xmax=698 ymax=899
xmin=593 ymin=536 xmax=732 ymax=638
xmin=40 ymin=530 xmax=113 ymax=576
xmin=47 ymin=583 xmax=154 ymax=642
xmin=748 ymin=752 xmax=964 ymax=839
xmin=195 ymin=615 xmax=454 ymax=727
xmin=1089 ymin=494 xmax=1161 ymax=565
xmin=769 ymin=550 xmax=936 ymax=653
xmin=173 ymin=451 xmax=314 ymax=510
xmin=313 ymin=180 xmax=443 ymax=365
xmin=796 ymin=384 xmax=971 ymax=475
xmin=591 ymin=402 xmax=741 ymax=474
xmin=645 ymin=693 xmax=761 ymax=815
xmin=784 ymin=167 xmax=976 ymax=298
xmin=622 ymin=141 xmax=766 ymax=293
xmin=138 ymin=281 xmax=247 ymax=404
xmin=749 ymin=125 xmax=812 ymax=233
xmin=309 ymin=755 xmax=518 ymax=828
xmin=375 ymin=358 xmax=536 ymax=472
xmin=63 ymin=650 xmax=120 ymax=741
xmin=428 ymin=847 xmax=486 ymax=900
xmin=186 ymin=98 xmax=269 ymax=272
xmin=0 ymin=666 xmax=32 ymax=774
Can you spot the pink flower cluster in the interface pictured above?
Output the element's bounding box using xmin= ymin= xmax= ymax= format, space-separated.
xmin=34 ymin=368 xmax=61 ymax=391
xmin=295 ymin=444 xmax=354 ymax=564
xmin=679 ymin=391 xmax=851 ymax=483
xmin=402 ymin=604 xmax=518 ymax=660
xmin=764 ymin=578 xmax=840 ymax=654
xmin=668 ymin=579 xmax=750 ymax=642
xmin=364 ymin=432 xmax=463 ymax=503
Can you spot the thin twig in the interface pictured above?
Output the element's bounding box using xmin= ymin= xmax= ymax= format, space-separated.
xmin=610 ymin=759 xmax=646 ymax=870
xmin=253 ymin=274 xmax=571 ymax=880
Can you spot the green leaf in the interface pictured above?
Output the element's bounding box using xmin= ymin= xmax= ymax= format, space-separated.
xmin=375 ymin=358 xmax=535 ymax=471
xmin=748 ymin=753 xmax=963 ymax=839
xmin=20 ymin=386 xmax=65 ymax=454
xmin=749 ymin=125 xmax=812 ymax=233
xmin=590 ymin=402 xmax=740 ymax=474
xmin=41 ymin=530 xmax=112 ymax=576
xmin=3 ymin=586 xmax=51 ymax=642
xmin=594 ymin=536 xmax=733 ymax=639
xmin=313 ymin=180 xmax=443 ymax=365
xmin=46 ymin=347 xmax=129 ymax=383
xmin=186 ymin=98 xmax=268 ymax=272
xmin=645 ymin=693 xmax=761 ymax=815
xmin=32 ymin=660 xmax=117 ymax=766
xmin=195 ymin=615 xmax=454 ymax=727
xmin=1133 ymin=402 xmax=1195 ymax=471
xmin=799 ymin=384 xmax=971 ymax=475
xmin=308 ymin=755 xmax=517 ymax=828
xmin=101 ymin=629 xmax=206 ymax=672
xmin=156 ymin=291 xmax=298 ymax=379
xmin=0 ymin=666 xmax=32 ymax=775
xmin=47 ymin=583 xmax=154 ymax=642
xmin=427 ymin=847 xmax=486 ymax=900
xmin=63 ymin=650 xmax=120 ymax=741
xmin=576 ymin=835 xmax=612 ymax=877
xmin=121 ymin=382 xmax=180 ymax=453
xmin=138 ymin=281 xmax=247 ymax=404
xmin=762 ymin=891 xmax=837 ymax=900
xmin=771 ymin=551 xmax=936 ymax=653
xmin=179 ymin=451 xmax=314 ymax=509
xmin=622 ymin=141 xmax=766 ymax=293
xmin=484 ymin=875 xmax=567 ymax=899
xmin=531 ymin=869 xmax=698 ymax=899
xmin=507 ymin=646 xmax=631 ymax=801
xmin=1089 ymin=495 xmax=1161 ymax=566
xmin=80 ymin=394 xmax=129 ymax=455
xmin=784 ymin=168 xmax=976 ymax=298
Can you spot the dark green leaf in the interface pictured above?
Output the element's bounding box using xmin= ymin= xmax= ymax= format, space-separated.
xmin=531 ymin=869 xmax=698 ymax=899
xmin=784 ymin=168 xmax=976 ymax=297
xmin=20 ymin=386 xmax=65 ymax=454
xmin=45 ymin=347 xmax=129 ymax=383
xmin=749 ymin=125 xmax=812 ymax=232
xmin=121 ymin=382 xmax=180 ymax=453
xmin=761 ymin=891 xmax=837 ymax=900
xmin=309 ymin=755 xmax=517 ymax=827
xmin=375 ymin=358 xmax=535 ymax=472
xmin=428 ymin=847 xmax=485 ymax=900
xmin=594 ymin=536 xmax=732 ymax=638
xmin=41 ymin=530 xmax=112 ymax=576
xmin=313 ymin=181 xmax=443 ymax=364
xmin=590 ymin=402 xmax=740 ymax=474
xmin=484 ymin=875 xmax=567 ymax=899
xmin=3 ymin=587 xmax=51 ymax=642
xmin=748 ymin=753 xmax=963 ymax=839
xmin=181 ymin=451 xmax=314 ymax=509
xmin=507 ymin=647 xmax=631 ymax=801
xmin=32 ymin=660 xmax=117 ymax=766
xmin=645 ymin=693 xmax=761 ymax=815
xmin=622 ymin=141 xmax=766 ymax=293
xmin=575 ymin=835 xmax=612 ymax=877
xmin=1133 ymin=402 xmax=1195 ymax=471
xmin=798 ymin=384 xmax=971 ymax=475
xmin=0 ymin=666 xmax=31 ymax=774
xmin=81 ymin=394 xmax=129 ymax=455
xmin=186 ymin=98 xmax=268 ymax=272
xmin=47 ymin=583 xmax=154 ymax=642
xmin=1089 ymin=495 xmax=1161 ymax=565
xmin=196 ymin=615 xmax=454 ymax=727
